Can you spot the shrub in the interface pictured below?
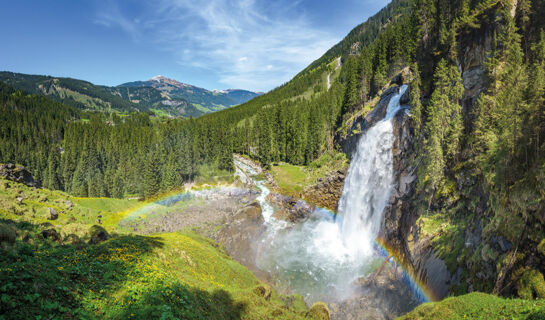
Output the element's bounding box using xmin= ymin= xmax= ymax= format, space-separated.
xmin=517 ymin=268 xmax=545 ymax=300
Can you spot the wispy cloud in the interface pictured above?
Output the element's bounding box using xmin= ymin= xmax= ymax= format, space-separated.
xmin=95 ymin=0 xmax=339 ymax=91
xmin=94 ymin=2 xmax=141 ymax=42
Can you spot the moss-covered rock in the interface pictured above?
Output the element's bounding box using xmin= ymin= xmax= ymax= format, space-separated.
xmin=538 ymin=239 xmax=545 ymax=257
xmin=516 ymin=268 xmax=545 ymax=300
xmin=307 ymin=302 xmax=330 ymax=320
xmin=253 ymin=284 xmax=272 ymax=300
xmin=88 ymin=225 xmax=109 ymax=244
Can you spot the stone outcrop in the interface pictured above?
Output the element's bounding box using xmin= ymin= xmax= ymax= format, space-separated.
xmin=301 ymin=169 xmax=347 ymax=212
xmin=48 ymin=208 xmax=59 ymax=220
xmin=268 ymin=193 xmax=314 ymax=223
xmin=0 ymin=164 xmax=39 ymax=188
xmin=216 ymin=202 xmax=269 ymax=279
xmin=88 ymin=225 xmax=110 ymax=244
xmin=330 ymin=264 xmax=419 ymax=320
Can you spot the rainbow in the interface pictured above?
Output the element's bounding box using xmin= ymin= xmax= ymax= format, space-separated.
xmin=375 ymin=237 xmax=439 ymax=302
xmin=120 ymin=189 xmax=196 ymax=221
xmin=119 ymin=185 xmax=242 ymax=221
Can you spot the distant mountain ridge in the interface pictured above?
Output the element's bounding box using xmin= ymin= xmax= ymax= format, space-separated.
xmin=0 ymin=72 xmax=261 ymax=117
xmin=119 ymin=75 xmax=262 ymax=113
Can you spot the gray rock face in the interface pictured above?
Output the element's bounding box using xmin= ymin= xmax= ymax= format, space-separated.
xmin=268 ymin=193 xmax=314 ymax=223
xmin=0 ymin=163 xmax=39 ymax=188
xmin=65 ymin=200 xmax=74 ymax=210
xmin=216 ymin=202 xmax=269 ymax=280
xmin=330 ymin=265 xmax=419 ymax=320
xmin=302 ymin=169 xmax=347 ymax=212
xmin=48 ymin=207 xmax=58 ymax=220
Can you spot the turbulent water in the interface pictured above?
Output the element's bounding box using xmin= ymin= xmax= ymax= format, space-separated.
xmin=253 ymin=85 xmax=409 ymax=303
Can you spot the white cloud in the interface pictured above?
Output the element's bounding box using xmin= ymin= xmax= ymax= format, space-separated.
xmin=94 ymin=3 xmax=140 ymax=41
xmin=95 ymin=0 xmax=339 ymax=91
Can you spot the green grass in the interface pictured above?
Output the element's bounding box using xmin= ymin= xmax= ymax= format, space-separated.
xmin=192 ymin=103 xmax=209 ymax=113
xmin=398 ymin=292 xmax=545 ymax=320
xmin=149 ymin=108 xmax=171 ymax=117
xmin=0 ymin=179 xmax=321 ymax=319
xmin=269 ymin=151 xmax=348 ymax=198
xmin=271 ymin=164 xmax=307 ymax=195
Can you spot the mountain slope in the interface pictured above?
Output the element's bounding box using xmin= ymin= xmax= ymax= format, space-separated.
xmin=119 ymin=75 xmax=262 ymax=113
xmin=0 ymin=72 xmax=259 ymax=118
xmin=0 ymin=71 xmax=142 ymax=113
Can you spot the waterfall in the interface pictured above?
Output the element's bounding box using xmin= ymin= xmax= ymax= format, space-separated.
xmin=253 ymin=85 xmax=409 ymax=303
xmin=337 ymin=84 xmax=408 ymax=259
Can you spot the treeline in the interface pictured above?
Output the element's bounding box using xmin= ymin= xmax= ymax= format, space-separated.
xmin=0 ymin=82 xmax=232 ymax=198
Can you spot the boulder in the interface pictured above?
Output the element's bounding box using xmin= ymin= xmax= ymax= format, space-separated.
xmin=306 ymin=302 xmax=330 ymax=320
xmin=253 ymin=285 xmax=272 ymax=300
xmin=88 ymin=225 xmax=110 ymax=244
xmin=0 ymin=163 xmax=39 ymax=188
xmin=302 ymin=169 xmax=347 ymax=211
xmin=65 ymin=200 xmax=74 ymax=210
xmin=268 ymin=193 xmax=314 ymax=223
xmin=48 ymin=208 xmax=58 ymax=220
xmin=0 ymin=223 xmax=17 ymax=245
xmin=42 ymin=228 xmax=60 ymax=241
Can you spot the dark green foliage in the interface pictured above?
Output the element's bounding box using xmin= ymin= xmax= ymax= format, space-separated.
xmin=0 ymin=82 xmax=232 ymax=199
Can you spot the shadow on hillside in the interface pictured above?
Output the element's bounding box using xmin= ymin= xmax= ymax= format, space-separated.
xmin=115 ymin=283 xmax=246 ymax=320
xmin=0 ymin=218 xmax=164 ymax=319
xmin=1 ymin=218 xmax=246 ymax=320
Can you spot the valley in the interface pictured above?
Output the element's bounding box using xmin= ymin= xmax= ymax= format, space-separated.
xmin=1 ymin=0 xmax=545 ymax=319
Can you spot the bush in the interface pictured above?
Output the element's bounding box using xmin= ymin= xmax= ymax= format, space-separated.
xmin=307 ymin=302 xmax=330 ymax=320
xmin=0 ymin=223 xmax=16 ymax=245
xmin=517 ymin=268 xmax=545 ymax=300
xmin=538 ymin=239 xmax=545 ymax=257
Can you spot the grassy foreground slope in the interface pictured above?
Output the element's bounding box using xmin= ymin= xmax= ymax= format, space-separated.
xmin=398 ymin=292 xmax=545 ymax=320
xmin=0 ymin=178 xmax=320 ymax=320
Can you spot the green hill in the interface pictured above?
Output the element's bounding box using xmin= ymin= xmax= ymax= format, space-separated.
xmin=0 ymin=177 xmax=323 ymax=320
xmin=0 ymin=72 xmax=216 ymax=118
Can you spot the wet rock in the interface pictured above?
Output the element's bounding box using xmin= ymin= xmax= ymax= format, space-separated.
xmin=307 ymin=302 xmax=330 ymax=320
xmin=302 ymin=169 xmax=347 ymax=211
xmin=339 ymin=85 xmax=404 ymax=158
xmin=88 ymin=225 xmax=110 ymax=244
xmin=0 ymin=163 xmax=39 ymax=188
xmin=331 ymin=265 xmax=419 ymax=320
xmin=216 ymin=202 xmax=268 ymax=279
xmin=269 ymin=193 xmax=314 ymax=223
xmin=48 ymin=208 xmax=58 ymax=220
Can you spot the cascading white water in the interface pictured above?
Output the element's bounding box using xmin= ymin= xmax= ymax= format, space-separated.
xmin=253 ymin=85 xmax=409 ymax=302
xmin=337 ymin=84 xmax=408 ymax=259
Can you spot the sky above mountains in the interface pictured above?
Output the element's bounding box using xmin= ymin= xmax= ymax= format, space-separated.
xmin=1 ymin=0 xmax=389 ymax=92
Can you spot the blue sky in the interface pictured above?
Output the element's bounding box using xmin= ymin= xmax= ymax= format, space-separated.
xmin=0 ymin=0 xmax=389 ymax=92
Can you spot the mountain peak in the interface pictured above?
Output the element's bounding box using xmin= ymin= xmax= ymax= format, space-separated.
xmin=150 ymin=75 xmax=167 ymax=81
xmin=148 ymin=75 xmax=191 ymax=88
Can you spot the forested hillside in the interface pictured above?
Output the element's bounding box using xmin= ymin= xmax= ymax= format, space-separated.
xmin=0 ymin=81 xmax=233 ymax=198
xmin=119 ymin=76 xmax=262 ymax=114
xmin=1 ymin=0 xmax=545 ymax=308
xmin=0 ymin=72 xmax=253 ymax=118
